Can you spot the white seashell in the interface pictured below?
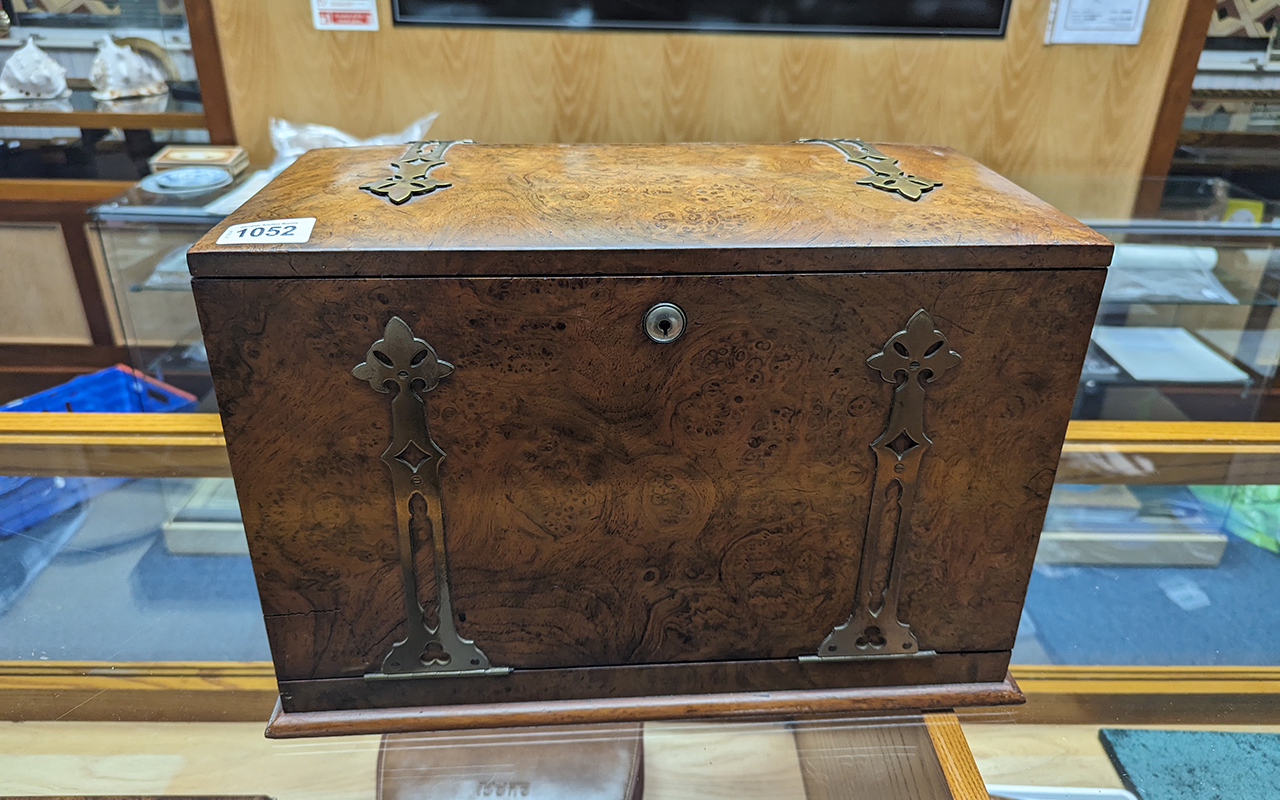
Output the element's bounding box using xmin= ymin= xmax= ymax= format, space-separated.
xmin=89 ymin=37 xmax=168 ymax=101
xmin=0 ymin=39 xmax=71 ymax=101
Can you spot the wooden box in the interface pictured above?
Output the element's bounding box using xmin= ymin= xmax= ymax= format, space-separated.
xmin=187 ymin=140 xmax=1111 ymax=737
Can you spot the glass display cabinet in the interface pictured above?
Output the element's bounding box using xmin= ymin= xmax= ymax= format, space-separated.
xmin=0 ymin=0 xmax=210 ymax=182
xmin=0 ymin=0 xmax=235 ymax=400
xmin=93 ymin=172 xmax=244 ymax=403
xmin=1 ymin=172 xmax=1278 ymax=798
xmin=1 ymin=2 xmax=1276 ymax=795
xmin=0 ymin=173 xmax=264 ymax=667
xmin=1011 ymin=177 xmax=1280 ymax=672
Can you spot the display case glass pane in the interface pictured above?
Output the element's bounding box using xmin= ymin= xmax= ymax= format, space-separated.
xmin=1016 ymin=176 xmax=1280 ymax=667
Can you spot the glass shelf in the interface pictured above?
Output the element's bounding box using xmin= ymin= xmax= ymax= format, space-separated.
xmin=0 ymin=85 xmax=205 ymax=130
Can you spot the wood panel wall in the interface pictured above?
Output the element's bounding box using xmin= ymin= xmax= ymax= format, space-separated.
xmin=210 ymin=0 xmax=1191 ymax=219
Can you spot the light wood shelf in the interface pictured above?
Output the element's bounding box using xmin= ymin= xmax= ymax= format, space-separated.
xmin=0 ymin=178 xmax=134 ymax=205
xmin=1065 ymin=420 xmax=1280 ymax=444
xmin=0 ymin=411 xmax=229 ymax=478
xmin=1059 ymin=420 xmax=1280 ymax=484
xmin=4 ymin=416 xmax=1280 ymax=482
xmin=2 ymin=660 xmax=1279 ymax=727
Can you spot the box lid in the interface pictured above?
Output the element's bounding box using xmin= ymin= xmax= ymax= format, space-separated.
xmin=188 ymin=141 xmax=1112 ymax=278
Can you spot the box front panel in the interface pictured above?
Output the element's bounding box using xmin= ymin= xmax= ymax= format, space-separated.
xmin=194 ymin=269 xmax=1102 ymax=683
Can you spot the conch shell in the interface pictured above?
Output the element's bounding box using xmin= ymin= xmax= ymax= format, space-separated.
xmin=89 ymin=37 xmax=168 ymax=101
xmin=0 ymin=39 xmax=71 ymax=101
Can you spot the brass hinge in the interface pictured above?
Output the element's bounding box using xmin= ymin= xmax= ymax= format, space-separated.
xmin=804 ymin=310 xmax=958 ymax=661
xmin=801 ymin=138 xmax=941 ymax=201
xmin=360 ymin=140 xmax=469 ymax=205
xmin=355 ymin=317 xmax=509 ymax=680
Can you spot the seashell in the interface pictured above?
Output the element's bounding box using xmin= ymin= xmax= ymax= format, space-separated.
xmin=0 ymin=39 xmax=71 ymax=101
xmin=89 ymin=37 xmax=168 ymax=101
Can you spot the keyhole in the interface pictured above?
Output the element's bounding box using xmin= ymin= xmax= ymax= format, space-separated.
xmin=644 ymin=302 xmax=686 ymax=343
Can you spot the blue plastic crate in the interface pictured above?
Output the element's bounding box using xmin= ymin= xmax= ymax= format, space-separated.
xmin=0 ymin=475 xmax=127 ymax=534
xmin=1 ymin=363 xmax=197 ymax=414
xmin=0 ymin=365 xmax=197 ymax=534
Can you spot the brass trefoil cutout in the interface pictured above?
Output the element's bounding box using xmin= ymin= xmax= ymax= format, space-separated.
xmin=354 ymin=317 xmax=507 ymax=679
xmin=360 ymin=140 xmax=464 ymax=205
xmin=806 ymin=309 xmax=960 ymax=661
xmin=802 ymin=139 xmax=941 ymax=201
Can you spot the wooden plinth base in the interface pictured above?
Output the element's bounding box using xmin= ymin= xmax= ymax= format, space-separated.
xmin=264 ymin=672 xmax=1022 ymax=738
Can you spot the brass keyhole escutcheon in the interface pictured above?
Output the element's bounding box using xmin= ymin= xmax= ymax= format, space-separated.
xmin=644 ymin=302 xmax=686 ymax=343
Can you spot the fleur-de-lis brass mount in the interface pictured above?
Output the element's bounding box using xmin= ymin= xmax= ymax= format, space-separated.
xmin=360 ymin=140 xmax=467 ymax=205
xmin=355 ymin=317 xmax=508 ymax=680
xmin=801 ymin=139 xmax=941 ymax=201
xmin=804 ymin=310 xmax=960 ymax=662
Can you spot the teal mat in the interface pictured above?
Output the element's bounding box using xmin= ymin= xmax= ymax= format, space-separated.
xmin=1100 ymin=729 xmax=1280 ymax=800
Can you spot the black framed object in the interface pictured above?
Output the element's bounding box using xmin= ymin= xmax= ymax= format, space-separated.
xmin=392 ymin=0 xmax=1011 ymax=37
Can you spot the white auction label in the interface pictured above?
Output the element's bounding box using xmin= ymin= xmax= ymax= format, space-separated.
xmin=216 ymin=217 xmax=316 ymax=245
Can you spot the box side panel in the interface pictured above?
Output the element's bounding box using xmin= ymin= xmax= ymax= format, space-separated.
xmin=193 ymin=269 xmax=1101 ymax=682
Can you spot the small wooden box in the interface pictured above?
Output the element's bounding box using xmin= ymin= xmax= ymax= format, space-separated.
xmin=188 ymin=141 xmax=1110 ymax=737
xmin=148 ymin=144 xmax=249 ymax=175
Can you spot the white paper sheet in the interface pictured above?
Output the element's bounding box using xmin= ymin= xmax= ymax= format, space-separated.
xmin=1101 ymin=244 xmax=1237 ymax=305
xmin=1045 ymin=0 xmax=1150 ymax=45
xmin=1196 ymin=328 xmax=1280 ymax=377
xmin=1091 ymin=327 xmax=1250 ymax=384
xmin=202 ymin=169 xmax=273 ymax=216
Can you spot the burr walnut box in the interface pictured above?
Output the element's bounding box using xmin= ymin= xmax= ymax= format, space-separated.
xmin=187 ymin=140 xmax=1111 ymax=737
